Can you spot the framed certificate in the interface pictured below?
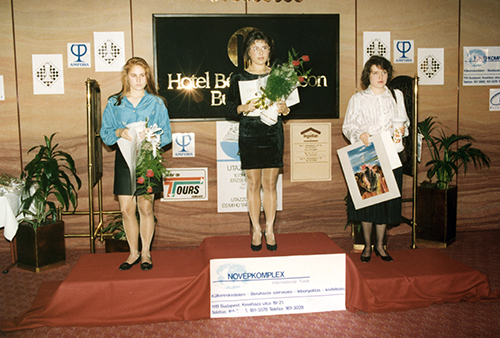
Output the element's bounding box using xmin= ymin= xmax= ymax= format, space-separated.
xmin=337 ymin=133 xmax=400 ymax=210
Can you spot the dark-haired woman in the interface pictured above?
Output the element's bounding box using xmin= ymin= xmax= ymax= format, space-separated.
xmin=226 ymin=30 xmax=290 ymax=252
xmin=101 ymin=57 xmax=171 ymax=270
xmin=342 ymin=55 xmax=409 ymax=263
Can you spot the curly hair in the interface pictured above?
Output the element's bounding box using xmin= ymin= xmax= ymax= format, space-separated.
xmin=242 ymin=29 xmax=274 ymax=69
xmin=360 ymin=55 xmax=394 ymax=90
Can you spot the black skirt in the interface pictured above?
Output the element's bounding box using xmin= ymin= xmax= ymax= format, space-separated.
xmin=113 ymin=148 xmax=163 ymax=196
xmin=238 ymin=116 xmax=284 ymax=170
xmin=346 ymin=166 xmax=403 ymax=225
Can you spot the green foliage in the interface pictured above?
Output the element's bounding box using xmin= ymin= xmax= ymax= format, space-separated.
xmin=418 ymin=116 xmax=491 ymax=190
xmin=20 ymin=133 xmax=82 ymax=230
xmin=101 ymin=213 xmax=127 ymax=240
xmin=255 ymin=48 xmax=311 ymax=108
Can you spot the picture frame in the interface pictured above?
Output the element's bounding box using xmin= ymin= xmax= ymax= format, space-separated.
xmin=337 ymin=133 xmax=401 ymax=210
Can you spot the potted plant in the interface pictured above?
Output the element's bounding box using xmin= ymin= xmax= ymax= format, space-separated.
xmin=100 ymin=211 xmax=151 ymax=253
xmin=101 ymin=213 xmax=129 ymax=253
xmin=416 ymin=116 xmax=490 ymax=246
xmin=17 ymin=133 xmax=81 ymax=272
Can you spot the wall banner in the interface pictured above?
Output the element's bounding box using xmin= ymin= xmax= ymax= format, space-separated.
xmin=463 ymin=47 xmax=500 ymax=86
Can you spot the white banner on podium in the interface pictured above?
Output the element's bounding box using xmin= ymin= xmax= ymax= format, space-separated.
xmin=210 ymin=254 xmax=346 ymax=318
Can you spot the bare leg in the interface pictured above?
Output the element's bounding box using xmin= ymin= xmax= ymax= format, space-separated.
xmin=137 ymin=196 xmax=155 ymax=264
xmin=361 ymin=221 xmax=373 ymax=258
xmin=262 ymin=168 xmax=280 ymax=246
xmin=245 ymin=169 xmax=263 ymax=246
xmin=118 ymin=195 xmax=140 ymax=264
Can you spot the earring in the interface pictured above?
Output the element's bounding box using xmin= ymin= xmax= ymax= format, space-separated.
xmin=266 ymin=60 xmax=270 ymax=66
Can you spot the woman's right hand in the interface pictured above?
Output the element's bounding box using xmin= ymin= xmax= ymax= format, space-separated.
xmin=360 ymin=132 xmax=370 ymax=146
xmin=237 ymin=98 xmax=258 ymax=115
xmin=116 ymin=128 xmax=132 ymax=141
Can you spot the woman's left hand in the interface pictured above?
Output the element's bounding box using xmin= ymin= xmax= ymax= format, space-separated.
xmin=276 ymin=100 xmax=290 ymax=116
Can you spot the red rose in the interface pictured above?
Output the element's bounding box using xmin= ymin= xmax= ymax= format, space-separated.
xmin=292 ymin=60 xmax=300 ymax=67
xmin=137 ymin=176 xmax=145 ymax=184
xmin=298 ymin=76 xmax=305 ymax=83
xmin=146 ymin=169 xmax=155 ymax=178
xmin=147 ymin=186 xmax=153 ymax=193
xmin=302 ymin=55 xmax=310 ymax=62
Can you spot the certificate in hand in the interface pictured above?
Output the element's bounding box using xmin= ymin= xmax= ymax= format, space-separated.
xmin=238 ymin=76 xmax=300 ymax=111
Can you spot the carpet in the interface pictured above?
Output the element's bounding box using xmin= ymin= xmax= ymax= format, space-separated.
xmin=1 ymin=232 xmax=498 ymax=332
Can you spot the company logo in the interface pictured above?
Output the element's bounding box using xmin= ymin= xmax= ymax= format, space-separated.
xmin=212 ymin=263 xmax=286 ymax=289
xmin=35 ymin=61 xmax=61 ymax=88
xmin=220 ymin=124 xmax=240 ymax=160
xmin=70 ymin=44 xmax=87 ymax=62
xmin=96 ymin=39 xmax=122 ymax=65
xmin=491 ymin=91 xmax=500 ymax=106
xmin=175 ymin=134 xmax=192 ymax=152
xmin=163 ymin=176 xmax=205 ymax=198
xmin=419 ymin=55 xmax=442 ymax=79
xmin=301 ymin=127 xmax=321 ymax=140
xmin=213 ymin=264 xmax=249 ymax=289
xmin=465 ymin=49 xmax=487 ymax=67
xmin=365 ymin=39 xmax=388 ymax=58
xmin=396 ymin=41 xmax=412 ymax=58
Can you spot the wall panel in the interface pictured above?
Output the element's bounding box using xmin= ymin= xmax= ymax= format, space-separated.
xmin=458 ymin=0 xmax=500 ymax=231
xmin=1 ymin=0 xmax=499 ymax=253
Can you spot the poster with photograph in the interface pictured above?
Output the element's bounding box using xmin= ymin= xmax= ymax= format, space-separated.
xmin=337 ymin=133 xmax=400 ymax=210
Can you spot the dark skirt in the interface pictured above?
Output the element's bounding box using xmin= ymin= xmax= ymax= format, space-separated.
xmin=113 ymin=148 xmax=163 ymax=196
xmin=346 ymin=166 xmax=403 ymax=225
xmin=238 ymin=116 xmax=284 ymax=170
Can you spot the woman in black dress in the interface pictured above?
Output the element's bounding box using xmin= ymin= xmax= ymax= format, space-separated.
xmin=226 ymin=30 xmax=290 ymax=252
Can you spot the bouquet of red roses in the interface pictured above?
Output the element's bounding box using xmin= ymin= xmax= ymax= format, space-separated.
xmin=254 ymin=48 xmax=310 ymax=110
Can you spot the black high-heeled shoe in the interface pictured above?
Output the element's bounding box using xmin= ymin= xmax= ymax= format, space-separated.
xmin=360 ymin=247 xmax=371 ymax=263
xmin=264 ymin=233 xmax=277 ymax=252
xmin=374 ymin=247 xmax=393 ymax=262
xmin=251 ymin=233 xmax=263 ymax=252
xmin=119 ymin=255 xmax=141 ymax=270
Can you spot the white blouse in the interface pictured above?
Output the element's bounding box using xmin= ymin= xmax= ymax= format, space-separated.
xmin=342 ymin=86 xmax=409 ymax=145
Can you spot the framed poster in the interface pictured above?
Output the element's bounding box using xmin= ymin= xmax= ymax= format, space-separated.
xmin=337 ymin=133 xmax=400 ymax=210
xmin=153 ymin=14 xmax=339 ymax=120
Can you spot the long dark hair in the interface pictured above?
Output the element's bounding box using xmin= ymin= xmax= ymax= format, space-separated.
xmin=360 ymin=55 xmax=394 ymax=90
xmin=110 ymin=57 xmax=167 ymax=107
xmin=242 ymin=29 xmax=274 ymax=69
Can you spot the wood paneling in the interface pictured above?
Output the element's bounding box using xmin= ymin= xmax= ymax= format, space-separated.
xmin=1 ymin=0 xmax=499 ymax=253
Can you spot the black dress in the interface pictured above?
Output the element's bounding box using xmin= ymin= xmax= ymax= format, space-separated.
xmin=113 ymin=147 xmax=163 ymax=196
xmin=225 ymin=71 xmax=284 ymax=170
xmin=346 ymin=166 xmax=403 ymax=225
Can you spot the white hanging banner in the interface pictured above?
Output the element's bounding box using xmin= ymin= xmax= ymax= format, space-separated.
xmin=363 ymin=31 xmax=391 ymax=64
xmin=94 ymin=32 xmax=125 ymax=72
xmin=418 ymin=48 xmax=444 ymax=85
xmin=32 ymin=54 xmax=64 ymax=95
xmin=463 ymin=47 xmax=500 ymax=86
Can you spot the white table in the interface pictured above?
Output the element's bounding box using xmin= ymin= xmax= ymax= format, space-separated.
xmin=0 ymin=190 xmax=22 ymax=241
xmin=1 ymin=189 xmax=22 ymax=273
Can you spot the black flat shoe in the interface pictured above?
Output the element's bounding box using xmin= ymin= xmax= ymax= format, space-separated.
xmin=374 ymin=247 xmax=393 ymax=262
xmin=119 ymin=255 xmax=141 ymax=270
xmin=251 ymin=232 xmax=263 ymax=251
xmin=140 ymin=262 xmax=153 ymax=271
xmin=141 ymin=256 xmax=153 ymax=271
xmin=264 ymin=233 xmax=277 ymax=252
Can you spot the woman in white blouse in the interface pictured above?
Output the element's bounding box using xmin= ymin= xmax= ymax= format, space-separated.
xmin=343 ymin=55 xmax=409 ymax=263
